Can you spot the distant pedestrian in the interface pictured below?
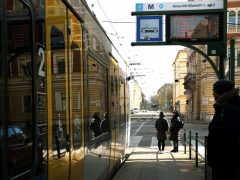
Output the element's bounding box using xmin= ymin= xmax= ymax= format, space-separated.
xmin=207 ymin=80 xmax=240 ymax=180
xmin=155 ymin=112 xmax=168 ymax=153
xmin=169 ymin=110 xmax=181 ymax=152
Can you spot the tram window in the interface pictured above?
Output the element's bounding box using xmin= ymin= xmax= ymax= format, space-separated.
xmin=3 ymin=0 xmax=38 ymax=178
xmin=87 ymin=56 xmax=108 ymax=139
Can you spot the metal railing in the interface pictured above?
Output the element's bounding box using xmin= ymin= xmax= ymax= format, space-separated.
xmin=183 ymin=129 xmax=208 ymax=179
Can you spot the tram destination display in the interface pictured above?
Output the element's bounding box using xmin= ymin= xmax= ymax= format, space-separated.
xmin=166 ymin=13 xmax=223 ymax=42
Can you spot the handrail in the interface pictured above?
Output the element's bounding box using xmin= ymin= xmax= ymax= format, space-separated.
xmin=183 ymin=129 xmax=208 ymax=179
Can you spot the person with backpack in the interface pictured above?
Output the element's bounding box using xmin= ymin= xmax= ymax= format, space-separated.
xmin=207 ymin=80 xmax=240 ymax=180
xmin=155 ymin=112 xmax=168 ymax=153
xmin=169 ymin=110 xmax=181 ymax=152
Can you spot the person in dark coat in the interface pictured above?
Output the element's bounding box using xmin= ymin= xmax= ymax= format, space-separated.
xmin=207 ymin=80 xmax=240 ymax=180
xmin=155 ymin=112 xmax=168 ymax=153
xmin=169 ymin=110 xmax=181 ymax=152
xmin=90 ymin=112 xmax=102 ymax=137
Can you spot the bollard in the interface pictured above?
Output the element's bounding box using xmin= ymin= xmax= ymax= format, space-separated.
xmin=189 ymin=131 xmax=192 ymax=160
xmin=195 ymin=133 xmax=198 ymax=167
xmin=184 ymin=129 xmax=186 ymax=154
xmin=205 ymin=136 xmax=207 ymax=179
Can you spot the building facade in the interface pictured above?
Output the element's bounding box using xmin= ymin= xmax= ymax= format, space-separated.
xmin=172 ymin=49 xmax=188 ymax=116
xmin=182 ymin=0 xmax=240 ymax=121
xmin=157 ymin=83 xmax=173 ymax=112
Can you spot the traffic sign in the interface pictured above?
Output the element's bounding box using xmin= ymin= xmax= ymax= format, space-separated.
xmin=136 ymin=16 xmax=163 ymax=42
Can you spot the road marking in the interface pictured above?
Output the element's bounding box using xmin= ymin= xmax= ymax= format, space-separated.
xmin=151 ymin=137 xmax=158 ymax=148
xmin=129 ymin=136 xmax=143 ymax=147
xmin=151 ymin=137 xmax=185 ymax=151
xmin=132 ymin=120 xmax=147 ymax=136
xmin=191 ymin=140 xmax=205 ymax=157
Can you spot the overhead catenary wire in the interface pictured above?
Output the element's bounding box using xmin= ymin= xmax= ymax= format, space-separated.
xmin=95 ymin=0 xmax=123 ymax=46
xmin=102 ymin=21 xmax=135 ymax=23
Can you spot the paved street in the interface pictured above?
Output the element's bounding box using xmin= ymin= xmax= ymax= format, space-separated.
xmin=113 ymin=112 xmax=209 ymax=180
xmin=130 ymin=112 xmax=209 ymax=148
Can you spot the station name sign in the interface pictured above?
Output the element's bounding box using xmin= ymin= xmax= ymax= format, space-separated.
xmin=136 ymin=1 xmax=223 ymax=12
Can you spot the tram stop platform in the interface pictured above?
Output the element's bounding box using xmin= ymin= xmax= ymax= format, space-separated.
xmin=112 ymin=143 xmax=206 ymax=180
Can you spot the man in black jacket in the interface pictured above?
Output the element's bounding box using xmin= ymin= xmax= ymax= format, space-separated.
xmin=207 ymin=80 xmax=240 ymax=180
xmin=169 ymin=111 xmax=181 ymax=152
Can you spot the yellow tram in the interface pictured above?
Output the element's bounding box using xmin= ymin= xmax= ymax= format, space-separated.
xmin=0 ymin=0 xmax=130 ymax=179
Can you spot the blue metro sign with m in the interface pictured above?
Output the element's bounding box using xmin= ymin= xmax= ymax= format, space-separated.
xmin=136 ymin=16 xmax=163 ymax=42
xmin=136 ymin=3 xmax=164 ymax=11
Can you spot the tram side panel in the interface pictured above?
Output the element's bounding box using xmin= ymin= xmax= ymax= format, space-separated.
xmin=46 ymin=1 xmax=70 ymax=179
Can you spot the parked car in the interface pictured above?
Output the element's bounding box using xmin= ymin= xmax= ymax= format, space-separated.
xmin=1 ymin=124 xmax=33 ymax=177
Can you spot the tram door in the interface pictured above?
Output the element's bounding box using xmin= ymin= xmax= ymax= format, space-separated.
xmin=109 ymin=56 xmax=120 ymax=172
xmin=0 ymin=0 xmax=47 ymax=179
xmin=46 ymin=1 xmax=85 ymax=179
xmin=68 ymin=11 xmax=84 ymax=180
xmin=46 ymin=1 xmax=70 ymax=179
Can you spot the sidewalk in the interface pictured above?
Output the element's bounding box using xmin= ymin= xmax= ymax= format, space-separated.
xmin=113 ymin=144 xmax=205 ymax=180
xmin=184 ymin=120 xmax=210 ymax=124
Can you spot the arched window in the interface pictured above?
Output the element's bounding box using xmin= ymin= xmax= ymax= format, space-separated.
xmin=238 ymin=11 xmax=240 ymax=26
xmin=229 ymin=11 xmax=236 ymax=26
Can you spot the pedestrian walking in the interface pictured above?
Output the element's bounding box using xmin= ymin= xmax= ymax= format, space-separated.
xmin=155 ymin=112 xmax=168 ymax=153
xmin=169 ymin=110 xmax=181 ymax=152
xmin=207 ymin=80 xmax=240 ymax=180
